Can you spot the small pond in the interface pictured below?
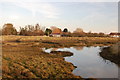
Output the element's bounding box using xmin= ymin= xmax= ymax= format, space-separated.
xmin=42 ymin=46 xmax=119 ymax=78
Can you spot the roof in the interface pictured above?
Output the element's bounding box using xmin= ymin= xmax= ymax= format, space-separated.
xmin=52 ymin=28 xmax=62 ymax=34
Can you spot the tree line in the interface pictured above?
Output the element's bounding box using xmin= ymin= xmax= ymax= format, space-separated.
xmin=1 ymin=23 xmax=109 ymax=37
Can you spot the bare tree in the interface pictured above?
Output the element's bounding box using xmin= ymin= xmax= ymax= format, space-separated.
xmin=73 ymin=28 xmax=84 ymax=33
xmin=19 ymin=24 xmax=44 ymax=36
xmin=35 ymin=23 xmax=40 ymax=31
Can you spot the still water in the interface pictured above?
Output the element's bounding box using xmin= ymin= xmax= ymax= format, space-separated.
xmin=43 ymin=46 xmax=119 ymax=78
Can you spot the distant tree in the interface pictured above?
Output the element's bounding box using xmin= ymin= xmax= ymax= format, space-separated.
xmin=45 ymin=28 xmax=52 ymax=36
xmin=12 ymin=28 xmax=17 ymax=35
xmin=72 ymin=28 xmax=85 ymax=37
xmin=98 ymin=32 xmax=105 ymax=37
xmin=62 ymin=32 xmax=72 ymax=37
xmin=19 ymin=28 xmax=26 ymax=35
xmin=63 ymin=28 xmax=68 ymax=32
xmin=88 ymin=31 xmax=92 ymax=33
xmin=71 ymin=32 xmax=86 ymax=37
xmin=35 ymin=23 xmax=40 ymax=30
xmin=33 ymin=30 xmax=44 ymax=36
xmin=2 ymin=23 xmax=17 ymax=35
xmin=19 ymin=24 xmax=44 ymax=36
xmin=73 ymin=28 xmax=83 ymax=33
xmin=62 ymin=28 xmax=70 ymax=37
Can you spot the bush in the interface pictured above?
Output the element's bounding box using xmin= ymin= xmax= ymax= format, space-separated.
xmin=19 ymin=24 xmax=44 ymax=36
xmin=2 ymin=23 xmax=17 ymax=35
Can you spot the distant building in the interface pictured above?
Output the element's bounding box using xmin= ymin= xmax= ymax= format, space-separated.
xmin=50 ymin=28 xmax=62 ymax=37
xmin=109 ymin=32 xmax=120 ymax=37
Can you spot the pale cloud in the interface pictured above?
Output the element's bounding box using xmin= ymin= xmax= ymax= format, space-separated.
xmin=1 ymin=1 xmax=60 ymax=19
xmin=15 ymin=2 xmax=60 ymax=19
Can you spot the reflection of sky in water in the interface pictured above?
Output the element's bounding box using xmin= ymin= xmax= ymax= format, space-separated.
xmin=43 ymin=47 xmax=119 ymax=78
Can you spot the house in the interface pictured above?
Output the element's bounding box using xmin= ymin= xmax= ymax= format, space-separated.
xmin=50 ymin=28 xmax=62 ymax=37
xmin=109 ymin=32 xmax=120 ymax=37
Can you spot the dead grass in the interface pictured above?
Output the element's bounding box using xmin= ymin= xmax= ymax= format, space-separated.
xmin=2 ymin=35 xmax=119 ymax=42
xmin=2 ymin=44 xmax=81 ymax=79
xmin=1 ymin=35 xmax=119 ymax=48
xmin=1 ymin=35 xmax=119 ymax=79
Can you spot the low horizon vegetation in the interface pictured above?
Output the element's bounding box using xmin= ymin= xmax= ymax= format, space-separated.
xmin=1 ymin=23 xmax=111 ymax=37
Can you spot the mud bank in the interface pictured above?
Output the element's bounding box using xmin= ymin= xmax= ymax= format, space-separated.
xmin=99 ymin=43 xmax=120 ymax=65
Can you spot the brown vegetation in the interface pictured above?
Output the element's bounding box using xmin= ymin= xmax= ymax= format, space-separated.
xmin=2 ymin=23 xmax=17 ymax=35
xmin=19 ymin=24 xmax=44 ymax=36
xmin=2 ymin=36 xmax=119 ymax=47
xmin=50 ymin=51 xmax=73 ymax=57
xmin=99 ymin=42 xmax=120 ymax=65
xmin=1 ymin=23 xmax=111 ymax=37
xmin=2 ymin=35 xmax=119 ymax=79
xmin=2 ymin=44 xmax=80 ymax=79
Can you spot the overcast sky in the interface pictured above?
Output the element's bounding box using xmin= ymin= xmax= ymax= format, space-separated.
xmin=0 ymin=0 xmax=119 ymax=33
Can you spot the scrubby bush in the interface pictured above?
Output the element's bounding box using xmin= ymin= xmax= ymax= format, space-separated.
xmin=19 ymin=24 xmax=44 ymax=36
xmin=2 ymin=23 xmax=17 ymax=35
xmin=44 ymin=28 xmax=52 ymax=36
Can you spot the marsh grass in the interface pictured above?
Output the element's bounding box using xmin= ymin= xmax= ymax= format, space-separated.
xmin=2 ymin=43 xmax=80 ymax=78
xmin=2 ymin=35 xmax=119 ymax=79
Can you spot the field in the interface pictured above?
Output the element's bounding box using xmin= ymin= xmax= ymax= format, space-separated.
xmin=1 ymin=35 xmax=119 ymax=79
xmin=2 ymin=35 xmax=119 ymax=47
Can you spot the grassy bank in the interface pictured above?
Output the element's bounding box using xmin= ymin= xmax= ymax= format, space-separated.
xmin=99 ymin=42 xmax=120 ymax=66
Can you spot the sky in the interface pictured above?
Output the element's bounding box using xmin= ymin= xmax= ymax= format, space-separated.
xmin=0 ymin=0 xmax=119 ymax=33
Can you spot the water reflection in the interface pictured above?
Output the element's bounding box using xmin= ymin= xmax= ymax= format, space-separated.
xmin=43 ymin=46 xmax=119 ymax=78
xmin=43 ymin=46 xmax=84 ymax=53
xmin=73 ymin=46 xmax=84 ymax=51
